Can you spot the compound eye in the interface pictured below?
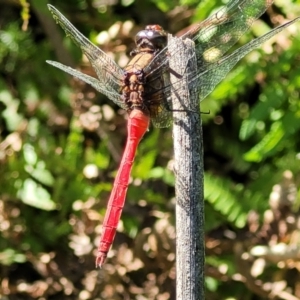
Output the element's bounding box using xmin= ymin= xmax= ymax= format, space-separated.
xmin=145 ymin=24 xmax=164 ymax=32
xmin=149 ymin=33 xmax=167 ymax=49
xmin=135 ymin=25 xmax=167 ymax=48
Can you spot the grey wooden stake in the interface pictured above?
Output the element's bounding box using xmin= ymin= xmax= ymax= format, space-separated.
xmin=168 ymin=35 xmax=205 ymax=299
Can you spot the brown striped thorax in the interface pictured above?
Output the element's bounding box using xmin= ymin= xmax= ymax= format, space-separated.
xmin=122 ymin=25 xmax=167 ymax=115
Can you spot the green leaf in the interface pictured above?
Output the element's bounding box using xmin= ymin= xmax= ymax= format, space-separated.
xmin=17 ymin=178 xmax=56 ymax=210
xmin=244 ymin=110 xmax=300 ymax=162
xmin=244 ymin=122 xmax=284 ymax=162
xmin=0 ymin=249 xmax=26 ymax=265
xmin=204 ymin=173 xmax=247 ymax=228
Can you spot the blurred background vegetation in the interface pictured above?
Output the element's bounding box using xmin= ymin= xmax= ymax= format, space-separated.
xmin=1 ymin=0 xmax=300 ymax=299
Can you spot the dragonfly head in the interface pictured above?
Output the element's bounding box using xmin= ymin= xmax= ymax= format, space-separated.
xmin=134 ymin=25 xmax=167 ymax=53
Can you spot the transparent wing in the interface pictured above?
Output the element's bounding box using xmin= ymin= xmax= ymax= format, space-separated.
xmin=145 ymin=18 xmax=299 ymax=127
xmin=193 ymin=18 xmax=300 ymax=101
xmin=47 ymin=5 xmax=124 ymax=107
xmin=46 ymin=60 xmax=125 ymax=108
xmin=144 ymin=0 xmax=273 ymax=76
xmin=150 ymin=104 xmax=173 ymax=128
xmin=185 ymin=0 xmax=274 ymax=73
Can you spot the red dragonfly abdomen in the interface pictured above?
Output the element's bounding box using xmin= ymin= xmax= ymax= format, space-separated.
xmin=96 ymin=109 xmax=150 ymax=267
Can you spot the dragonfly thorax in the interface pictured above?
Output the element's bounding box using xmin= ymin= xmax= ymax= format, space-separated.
xmin=121 ymin=50 xmax=158 ymax=113
xmin=121 ymin=69 xmax=148 ymax=113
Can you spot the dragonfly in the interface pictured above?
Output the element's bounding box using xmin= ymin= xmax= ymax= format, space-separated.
xmin=46 ymin=1 xmax=299 ymax=267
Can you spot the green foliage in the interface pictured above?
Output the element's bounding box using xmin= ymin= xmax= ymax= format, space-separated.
xmin=0 ymin=249 xmax=26 ymax=265
xmin=205 ymin=173 xmax=249 ymax=228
